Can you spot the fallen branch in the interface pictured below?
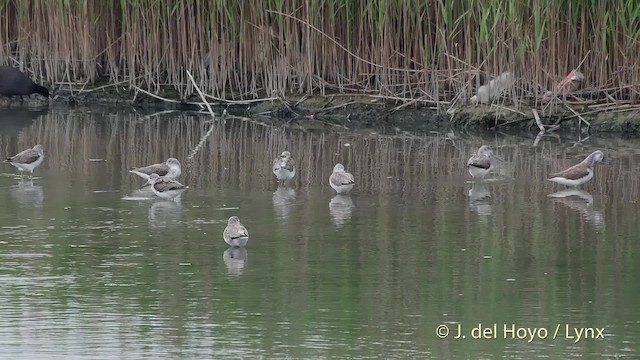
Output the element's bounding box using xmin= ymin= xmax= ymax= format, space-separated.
xmin=133 ymin=86 xmax=199 ymax=105
xmin=314 ymin=101 xmax=357 ymax=115
xmin=532 ymin=109 xmax=545 ymax=132
xmin=565 ymin=104 xmax=590 ymax=128
xmin=203 ymin=93 xmax=278 ymax=105
xmin=187 ymin=70 xmax=215 ymax=119
xmin=186 ymin=70 xmax=216 ymax=163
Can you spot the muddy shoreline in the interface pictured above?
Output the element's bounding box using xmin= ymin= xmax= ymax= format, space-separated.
xmin=2 ymin=87 xmax=639 ymax=135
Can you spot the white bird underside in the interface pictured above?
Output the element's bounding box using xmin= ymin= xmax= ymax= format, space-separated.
xmin=9 ymin=156 xmax=43 ymax=173
xmin=548 ymin=170 xmax=593 ymax=187
xmin=330 ymin=182 xmax=354 ymax=194
xmin=273 ymin=166 xmax=295 ymax=181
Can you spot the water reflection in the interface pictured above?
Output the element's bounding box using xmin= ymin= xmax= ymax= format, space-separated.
xmin=223 ymin=247 xmax=248 ymax=275
xmin=125 ymin=187 xmax=155 ymax=200
xmin=272 ymin=186 xmax=296 ymax=220
xmin=468 ymin=184 xmax=492 ymax=216
xmin=148 ymin=199 xmax=183 ymax=228
xmin=0 ymin=109 xmax=635 ymax=359
xmin=329 ymin=195 xmax=354 ymax=227
xmin=548 ymin=189 xmax=604 ymax=228
xmin=10 ymin=179 xmax=43 ymax=208
xmin=0 ymin=107 xmax=49 ymax=135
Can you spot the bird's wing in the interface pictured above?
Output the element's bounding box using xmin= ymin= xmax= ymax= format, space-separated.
xmin=284 ymin=158 xmax=296 ymax=172
xmin=272 ymin=158 xmax=282 ymax=171
xmin=549 ymin=163 xmax=590 ymax=180
xmin=229 ymin=225 xmax=248 ymax=239
xmin=7 ymin=148 xmax=40 ymax=164
xmin=330 ymin=172 xmax=355 ymax=186
xmin=467 ymin=155 xmax=491 ymax=169
xmin=153 ymin=177 xmax=187 ymax=192
xmin=131 ymin=163 xmax=169 ymax=176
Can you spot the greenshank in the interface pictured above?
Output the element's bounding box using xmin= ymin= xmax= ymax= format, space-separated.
xmin=5 ymin=144 xmax=44 ymax=176
xmin=147 ymin=173 xmax=188 ymax=200
xmin=548 ymin=150 xmax=604 ymax=186
xmin=467 ymin=145 xmax=495 ymax=178
xmin=329 ymin=163 xmax=355 ymax=194
xmin=272 ymin=151 xmax=296 ymax=183
xmin=223 ymin=216 xmax=249 ymax=248
xmin=130 ymin=158 xmax=182 ymax=185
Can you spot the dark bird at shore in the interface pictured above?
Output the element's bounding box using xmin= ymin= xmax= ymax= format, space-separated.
xmin=0 ymin=66 xmax=50 ymax=99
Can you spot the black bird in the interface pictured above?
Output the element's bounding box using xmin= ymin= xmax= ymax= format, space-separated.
xmin=0 ymin=66 xmax=50 ymax=99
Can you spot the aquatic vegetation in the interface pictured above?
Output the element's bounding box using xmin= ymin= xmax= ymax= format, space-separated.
xmin=0 ymin=0 xmax=637 ymax=105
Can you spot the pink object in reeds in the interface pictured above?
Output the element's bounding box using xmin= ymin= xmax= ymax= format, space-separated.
xmin=543 ymin=70 xmax=585 ymax=102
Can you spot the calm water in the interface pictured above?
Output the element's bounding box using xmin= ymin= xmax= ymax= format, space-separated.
xmin=0 ymin=106 xmax=638 ymax=359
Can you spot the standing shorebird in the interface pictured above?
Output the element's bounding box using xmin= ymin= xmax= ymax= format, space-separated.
xmin=329 ymin=163 xmax=355 ymax=194
xmin=223 ymin=216 xmax=249 ymax=248
xmin=147 ymin=173 xmax=188 ymax=200
xmin=5 ymin=144 xmax=44 ymax=176
xmin=272 ymin=151 xmax=296 ymax=184
xmin=130 ymin=158 xmax=182 ymax=186
xmin=548 ymin=150 xmax=604 ymax=187
xmin=467 ymin=145 xmax=497 ymax=178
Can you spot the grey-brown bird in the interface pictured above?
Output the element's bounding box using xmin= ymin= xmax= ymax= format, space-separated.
xmin=5 ymin=144 xmax=44 ymax=175
xmin=223 ymin=216 xmax=249 ymax=247
xmin=148 ymin=173 xmax=188 ymax=200
xmin=467 ymin=145 xmax=496 ymax=178
xmin=329 ymin=163 xmax=355 ymax=194
xmin=548 ymin=150 xmax=604 ymax=187
xmin=272 ymin=151 xmax=296 ymax=183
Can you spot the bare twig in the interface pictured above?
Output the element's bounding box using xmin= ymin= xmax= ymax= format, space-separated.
xmin=565 ymin=104 xmax=591 ymax=128
xmin=186 ymin=70 xmax=217 ymax=163
xmin=532 ymin=109 xmax=545 ymax=132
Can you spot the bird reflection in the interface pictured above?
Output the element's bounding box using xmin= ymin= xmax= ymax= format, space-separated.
xmin=272 ymin=186 xmax=296 ymax=220
xmin=329 ymin=195 xmax=354 ymax=227
xmin=223 ymin=247 xmax=248 ymax=275
xmin=123 ymin=187 xmax=155 ymax=200
xmin=11 ymin=179 xmax=43 ymax=208
xmin=0 ymin=106 xmax=49 ymax=135
xmin=468 ymin=184 xmax=492 ymax=216
xmin=148 ymin=199 xmax=182 ymax=228
xmin=548 ymin=189 xmax=604 ymax=228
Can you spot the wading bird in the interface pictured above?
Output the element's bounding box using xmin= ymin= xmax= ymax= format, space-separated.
xmin=130 ymin=158 xmax=182 ymax=186
xmin=548 ymin=150 xmax=604 ymax=187
xmin=147 ymin=173 xmax=188 ymax=200
xmin=272 ymin=151 xmax=296 ymax=184
xmin=467 ymin=145 xmax=498 ymax=178
xmin=223 ymin=216 xmax=249 ymax=248
xmin=5 ymin=144 xmax=44 ymax=176
xmin=329 ymin=163 xmax=355 ymax=194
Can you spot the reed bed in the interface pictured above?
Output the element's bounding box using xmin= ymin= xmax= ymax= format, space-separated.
xmin=0 ymin=1 xmax=638 ymax=105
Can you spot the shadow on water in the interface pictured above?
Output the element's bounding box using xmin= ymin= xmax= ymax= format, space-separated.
xmin=0 ymin=108 xmax=637 ymax=358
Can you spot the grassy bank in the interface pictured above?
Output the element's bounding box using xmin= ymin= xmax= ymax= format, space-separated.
xmin=0 ymin=1 xmax=639 ymax=114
